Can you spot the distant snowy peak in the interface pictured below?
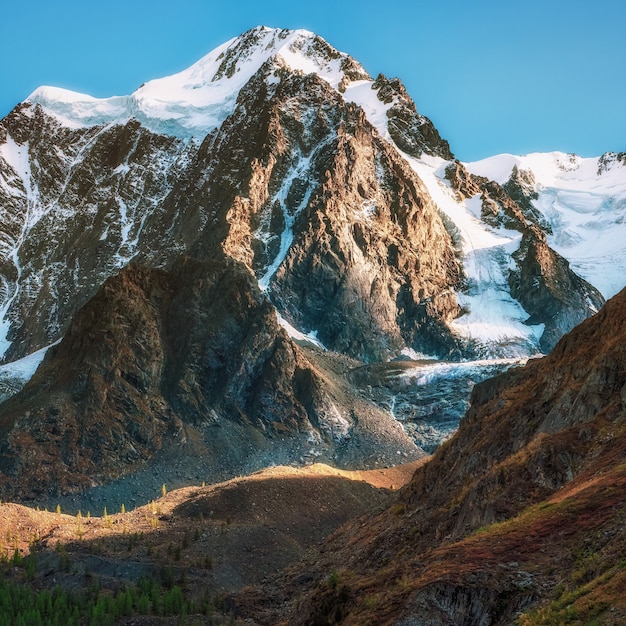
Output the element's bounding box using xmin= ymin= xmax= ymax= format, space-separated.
xmin=27 ymin=26 xmax=371 ymax=139
xmin=466 ymin=151 xmax=626 ymax=187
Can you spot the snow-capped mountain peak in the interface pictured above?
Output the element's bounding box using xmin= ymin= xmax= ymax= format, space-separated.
xmin=27 ymin=26 xmax=370 ymax=139
xmin=11 ymin=25 xmax=617 ymax=365
xmin=1 ymin=25 xmax=624 ymax=497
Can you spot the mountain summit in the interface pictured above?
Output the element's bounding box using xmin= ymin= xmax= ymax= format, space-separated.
xmin=0 ymin=26 xmax=623 ymax=499
xmin=27 ymin=27 xmax=371 ymax=138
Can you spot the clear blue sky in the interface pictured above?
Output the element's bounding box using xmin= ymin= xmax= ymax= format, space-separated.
xmin=1 ymin=0 xmax=625 ymax=161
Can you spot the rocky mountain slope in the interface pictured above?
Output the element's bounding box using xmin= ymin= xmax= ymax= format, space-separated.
xmin=0 ymin=26 xmax=623 ymax=499
xmin=0 ymin=257 xmax=422 ymax=500
xmin=236 ymin=286 xmax=626 ymax=625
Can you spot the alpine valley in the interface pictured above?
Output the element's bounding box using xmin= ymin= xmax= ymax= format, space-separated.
xmin=0 ymin=26 xmax=625 ymax=625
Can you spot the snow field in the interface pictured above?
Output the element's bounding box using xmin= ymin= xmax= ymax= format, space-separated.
xmin=467 ymin=152 xmax=626 ymax=298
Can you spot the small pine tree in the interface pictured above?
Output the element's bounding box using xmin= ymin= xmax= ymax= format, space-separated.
xmin=11 ymin=547 xmax=21 ymax=566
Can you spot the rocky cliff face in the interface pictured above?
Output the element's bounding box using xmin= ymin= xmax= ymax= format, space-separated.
xmin=508 ymin=232 xmax=604 ymax=351
xmin=0 ymin=257 xmax=422 ymax=499
xmin=371 ymin=73 xmax=453 ymax=160
xmin=0 ymin=103 xmax=194 ymax=360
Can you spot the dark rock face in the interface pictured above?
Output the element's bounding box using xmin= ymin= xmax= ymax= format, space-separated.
xmin=597 ymin=150 xmax=626 ymax=174
xmin=159 ymin=257 xmax=314 ymax=434
xmin=509 ymin=232 xmax=604 ymax=352
xmin=0 ymin=256 xmax=424 ymax=499
xmin=0 ymin=264 xmax=175 ymax=497
xmin=372 ymin=74 xmax=453 ymax=160
xmin=396 ymin=580 xmax=537 ymax=626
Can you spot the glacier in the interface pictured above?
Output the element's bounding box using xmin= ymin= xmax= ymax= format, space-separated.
xmin=466 ymin=151 xmax=626 ymax=299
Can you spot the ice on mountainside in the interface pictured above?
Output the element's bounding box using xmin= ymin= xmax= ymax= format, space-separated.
xmin=276 ymin=310 xmax=326 ymax=349
xmin=466 ymin=152 xmax=626 ymax=299
xmin=409 ymin=156 xmax=545 ymax=357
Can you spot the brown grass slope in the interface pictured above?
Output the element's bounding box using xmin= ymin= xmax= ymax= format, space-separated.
xmin=0 ymin=462 xmax=421 ymax=624
xmin=236 ymin=287 xmax=626 ymax=625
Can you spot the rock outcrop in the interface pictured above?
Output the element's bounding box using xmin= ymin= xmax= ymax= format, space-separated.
xmin=372 ymin=73 xmax=453 ymax=160
xmin=0 ymin=256 xmax=423 ymax=500
xmin=508 ymin=231 xmax=604 ymax=351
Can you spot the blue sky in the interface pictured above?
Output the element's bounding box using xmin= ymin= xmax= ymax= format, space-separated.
xmin=1 ymin=0 xmax=624 ymax=161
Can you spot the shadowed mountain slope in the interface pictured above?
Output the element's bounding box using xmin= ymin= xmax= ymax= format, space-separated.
xmin=0 ymin=257 xmax=422 ymax=501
